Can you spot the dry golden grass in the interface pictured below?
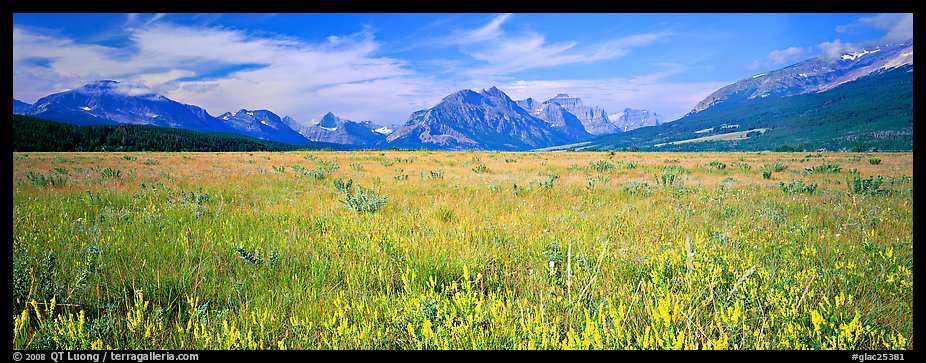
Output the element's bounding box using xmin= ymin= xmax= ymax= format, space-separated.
xmin=12 ymin=151 xmax=913 ymax=350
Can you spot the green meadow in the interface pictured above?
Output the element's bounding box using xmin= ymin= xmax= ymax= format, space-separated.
xmin=12 ymin=151 xmax=912 ymax=350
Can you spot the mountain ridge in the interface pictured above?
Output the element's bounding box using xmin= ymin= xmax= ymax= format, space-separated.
xmin=690 ymin=39 xmax=913 ymax=114
xmin=584 ymin=64 xmax=912 ymax=152
xmin=386 ymin=87 xmax=581 ymax=151
xmin=218 ymin=109 xmax=309 ymax=143
xmin=294 ymin=112 xmax=387 ymax=147
xmin=21 ymin=80 xmax=238 ymax=134
xmin=13 ymin=38 xmax=911 ymax=152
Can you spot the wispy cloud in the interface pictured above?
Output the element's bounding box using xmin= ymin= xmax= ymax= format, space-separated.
xmin=746 ymin=46 xmax=810 ymax=70
xmin=13 ymin=23 xmax=450 ymax=123
xmin=837 ymin=13 xmax=912 ymax=43
xmin=817 ymin=39 xmax=857 ymax=60
xmin=12 ymin=15 xmax=706 ymax=125
xmin=815 ymin=13 xmax=912 ymax=61
xmin=769 ymin=46 xmax=808 ymax=64
xmin=501 ymin=65 xmax=728 ymax=120
xmin=463 ymin=13 xmax=511 ymax=43
xmin=433 ymin=14 xmax=673 ymax=77
xmin=125 ymin=13 xmax=168 ymax=27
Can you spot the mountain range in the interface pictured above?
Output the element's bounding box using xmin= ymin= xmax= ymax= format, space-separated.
xmin=20 ymin=80 xmax=235 ymax=133
xmin=690 ymin=39 xmax=913 ymax=114
xmin=584 ymin=39 xmax=913 ymax=152
xmin=218 ymin=109 xmax=309 ymax=144
xmin=609 ymin=109 xmax=664 ymax=132
xmin=11 ymin=80 xmax=394 ymax=147
xmin=12 ymin=81 xmax=659 ymax=151
xmin=294 ymin=112 xmax=387 ymax=147
xmin=12 ymin=39 xmax=911 ymax=152
xmin=386 ymin=87 xmax=580 ymax=150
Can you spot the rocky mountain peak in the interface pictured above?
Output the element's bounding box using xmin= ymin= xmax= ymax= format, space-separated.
xmin=298 ymin=112 xmax=386 ymax=146
xmin=385 ymin=87 xmax=584 ymax=150
xmin=480 ymin=86 xmax=515 ymax=105
xmin=319 ymin=112 xmax=341 ymax=127
xmin=539 ymin=94 xmax=613 ymax=135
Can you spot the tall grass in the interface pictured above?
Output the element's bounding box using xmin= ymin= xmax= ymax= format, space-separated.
xmin=12 ymin=151 xmax=912 ymax=350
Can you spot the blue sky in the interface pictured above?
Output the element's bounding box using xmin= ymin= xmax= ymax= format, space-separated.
xmin=12 ymin=13 xmax=913 ymax=124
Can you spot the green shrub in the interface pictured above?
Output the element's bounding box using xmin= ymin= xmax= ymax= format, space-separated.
xmin=762 ymin=163 xmax=788 ymax=172
xmin=179 ymin=189 xmax=212 ymax=204
xmin=623 ymin=181 xmax=651 ymax=195
xmin=235 ymin=246 xmax=262 ymax=265
xmin=590 ymin=160 xmax=617 ymax=173
xmin=655 ymin=165 xmax=686 ymax=186
xmin=848 ymin=174 xmax=886 ymax=195
xmin=805 ymin=163 xmax=842 ymax=174
xmin=779 ymin=180 xmax=817 ymax=194
xmin=99 ymin=167 xmax=121 ymax=179
xmin=301 ymin=160 xmax=339 ymax=179
xmin=868 ymin=158 xmax=882 ymax=165
xmin=333 ymin=178 xmax=387 ymax=213
xmin=586 ymin=175 xmax=610 ymax=190
xmin=537 ymin=173 xmax=559 ymax=189
xmin=24 ymin=171 xmax=68 ymax=186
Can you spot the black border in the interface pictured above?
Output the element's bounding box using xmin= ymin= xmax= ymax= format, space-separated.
xmin=7 ymin=4 xmax=919 ymax=360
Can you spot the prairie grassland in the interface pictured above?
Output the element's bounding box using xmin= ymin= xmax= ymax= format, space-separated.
xmin=12 ymin=151 xmax=912 ymax=350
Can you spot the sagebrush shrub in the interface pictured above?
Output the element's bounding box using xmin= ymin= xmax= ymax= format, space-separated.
xmin=333 ymin=178 xmax=387 ymax=213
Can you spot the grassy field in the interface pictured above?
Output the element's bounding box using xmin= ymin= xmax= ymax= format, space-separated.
xmin=12 ymin=151 xmax=912 ymax=350
xmin=654 ymin=129 xmax=768 ymax=147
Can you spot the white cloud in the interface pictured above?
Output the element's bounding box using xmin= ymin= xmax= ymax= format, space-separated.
xmin=464 ymin=13 xmax=511 ymax=43
xmin=768 ymin=46 xmax=807 ymax=64
xmin=148 ymin=13 xmax=168 ymax=24
xmin=812 ymin=13 xmax=912 ymax=64
xmin=12 ymin=23 xmax=449 ymax=123
xmin=817 ymin=39 xmax=857 ymax=60
xmin=11 ymin=17 xmax=702 ymax=126
xmin=837 ymin=13 xmax=913 ymax=43
xmin=13 ymin=27 xmax=133 ymax=101
xmin=112 ymin=81 xmax=157 ymax=97
xmin=501 ymin=67 xmax=728 ymax=121
xmin=135 ymin=69 xmax=196 ymax=86
xmin=440 ymin=15 xmax=673 ymax=77
xmin=125 ymin=13 xmax=168 ymax=27
xmin=746 ymin=46 xmax=809 ymax=71
xmin=749 ymin=13 xmax=912 ymax=71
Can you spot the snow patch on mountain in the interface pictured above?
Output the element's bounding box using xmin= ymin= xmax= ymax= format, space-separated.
xmin=690 ymin=39 xmax=912 ymax=114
